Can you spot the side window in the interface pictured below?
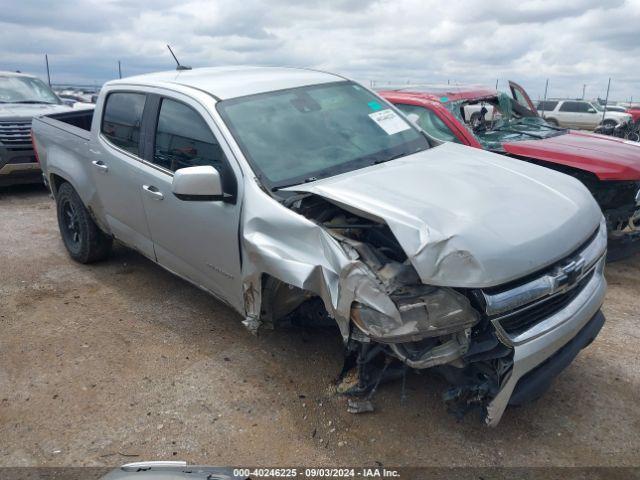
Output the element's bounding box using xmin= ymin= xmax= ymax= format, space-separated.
xmin=152 ymin=98 xmax=226 ymax=172
xmin=537 ymin=101 xmax=558 ymax=111
xmin=559 ymin=101 xmax=580 ymax=113
xmin=581 ymin=103 xmax=596 ymax=113
xmin=101 ymin=92 xmax=146 ymax=155
xmin=395 ymin=104 xmax=461 ymax=143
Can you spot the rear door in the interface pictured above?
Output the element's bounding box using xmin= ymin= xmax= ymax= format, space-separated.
xmin=508 ymin=80 xmax=538 ymax=115
xmin=90 ymin=91 xmax=155 ymax=258
xmin=557 ymin=101 xmax=585 ymax=128
xmin=135 ymin=92 xmax=243 ymax=308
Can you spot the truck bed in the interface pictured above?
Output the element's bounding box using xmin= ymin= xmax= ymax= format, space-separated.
xmin=32 ymin=107 xmax=96 ymax=196
xmin=39 ymin=107 xmax=95 ymax=139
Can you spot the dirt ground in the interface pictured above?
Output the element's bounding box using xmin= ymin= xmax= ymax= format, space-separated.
xmin=1 ymin=184 xmax=639 ymax=468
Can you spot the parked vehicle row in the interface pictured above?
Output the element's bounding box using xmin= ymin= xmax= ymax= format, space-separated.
xmin=536 ymin=99 xmax=632 ymax=129
xmin=32 ymin=67 xmax=611 ymax=426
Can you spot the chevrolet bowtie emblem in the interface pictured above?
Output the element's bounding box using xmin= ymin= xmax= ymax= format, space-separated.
xmin=553 ymin=257 xmax=586 ymax=291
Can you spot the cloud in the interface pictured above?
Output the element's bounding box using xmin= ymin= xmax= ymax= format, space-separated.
xmin=0 ymin=0 xmax=638 ymax=101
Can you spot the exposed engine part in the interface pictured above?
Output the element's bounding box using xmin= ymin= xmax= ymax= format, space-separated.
xmin=277 ymin=193 xmax=514 ymax=422
xmin=389 ymin=331 xmax=469 ymax=369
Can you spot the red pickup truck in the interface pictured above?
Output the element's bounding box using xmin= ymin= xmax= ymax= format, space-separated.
xmin=380 ymin=82 xmax=640 ymax=259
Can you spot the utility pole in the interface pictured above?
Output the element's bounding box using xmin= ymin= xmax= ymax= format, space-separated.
xmin=495 ymin=79 xmax=499 ymax=90
xmin=602 ymin=78 xmax=611 ymax=124
xmin=118 ymin=60 xmax=122 ymax=79
xmin=581 ymin=84 xmax=586 ymax=99
xmin=542 ymin=78 xmax=549 ymax=118
xmin=45 ymin=54 xmax=51 ymax=86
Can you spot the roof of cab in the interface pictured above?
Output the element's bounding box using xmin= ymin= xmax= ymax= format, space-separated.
xmin=107 ymin=66 xmax=345 ymax=100
xmin=0 ymin=70 xmax=37 ymax=78
xmin=378 ymin=84 xmax=498 ymax=102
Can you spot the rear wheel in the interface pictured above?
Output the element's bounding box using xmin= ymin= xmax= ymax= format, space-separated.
xmin=56 ymin=182 xmax=112 ymax=263
xmin=545 ymin=118 xmax=559 ymax=126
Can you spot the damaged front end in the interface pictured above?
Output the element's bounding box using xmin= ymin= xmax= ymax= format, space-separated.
xmin=590 ymin=180 xmax=640 ymax=261
xmin=273 ymin=193 xmax=512 ymax=423
xmin=240 ymin=174 xmax=605 ymax=427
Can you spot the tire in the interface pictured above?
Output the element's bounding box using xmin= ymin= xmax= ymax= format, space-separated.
xmin=545 ymin=118 xmax=559 ymax=126
xmin=602 ymin=119 xmax=617 ymax=128
xmin=627 ymin=131 xmax=640 ymax=142
xmin=56 ymin=182 xmax=112 ymax=263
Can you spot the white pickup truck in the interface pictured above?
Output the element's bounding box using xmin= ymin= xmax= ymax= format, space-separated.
xmin=32 ymin=67 xmax=607 ymax=426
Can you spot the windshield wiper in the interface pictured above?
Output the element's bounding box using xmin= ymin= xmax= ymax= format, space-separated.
xmin=271 ymin=176 xmax=321 ymax=192
xmin=12 ymin=100 xmax=56 ymax=104
xmin=374 ymin=153 xmax=404 ymax=165
xmin=372 ymin=148 xmax=423 ymax=165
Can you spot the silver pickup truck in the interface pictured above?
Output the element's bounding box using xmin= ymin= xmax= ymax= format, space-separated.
xmin=32 ymin=67 xmax=607 ymax=426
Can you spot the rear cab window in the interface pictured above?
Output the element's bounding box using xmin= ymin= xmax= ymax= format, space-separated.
xmin=101 ymin=92 xmax=146 ymax=155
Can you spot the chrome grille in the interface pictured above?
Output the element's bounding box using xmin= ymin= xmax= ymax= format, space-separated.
xmin=0 ymin=121 xmax=32 ymax=146
xmin=479 ymin=220 xmax=607 ymax=341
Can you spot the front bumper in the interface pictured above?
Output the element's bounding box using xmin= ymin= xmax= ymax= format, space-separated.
xmin=0 ymin=147 xmax=40 ymax=186
xmin=484 ymin=265 xmax=606 ymax=426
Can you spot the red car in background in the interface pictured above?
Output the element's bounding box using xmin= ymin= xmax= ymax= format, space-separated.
xmin=379 ymin=82 xmax=640 ymax=259
xmin=626 ymin=105 xmax=640 ymax=125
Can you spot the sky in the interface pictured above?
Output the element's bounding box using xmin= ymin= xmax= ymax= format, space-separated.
xmin=1 ymin=0 xmax=639 ymax=101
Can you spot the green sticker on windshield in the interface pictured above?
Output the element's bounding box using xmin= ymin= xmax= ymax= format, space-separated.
xmin=440 ymin=96 xmax=449 ymax=103
xmin=368 ymin=101 xmax=383 ymax=111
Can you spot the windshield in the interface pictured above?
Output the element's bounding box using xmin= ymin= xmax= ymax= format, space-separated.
xmin=448 ymin=93 xmax=567 ymax=150
xmin=0 ymin=76 xmax=61 ymax=104
xmin=217 ymin=81 xmax=429 ymax=190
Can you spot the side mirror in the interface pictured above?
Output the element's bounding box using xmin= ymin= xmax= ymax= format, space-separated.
xmin=588 ymin=108 xmax=597 ymax=113
xmin=172 ymin=165 xmax=224 ymax=201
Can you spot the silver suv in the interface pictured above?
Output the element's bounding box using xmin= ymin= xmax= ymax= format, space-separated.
xmin=537 ymin=99 xmax=632 ymax=129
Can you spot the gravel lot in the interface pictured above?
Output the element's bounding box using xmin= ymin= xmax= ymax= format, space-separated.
xmin=1 ymin=184 xmax=639 ymax=467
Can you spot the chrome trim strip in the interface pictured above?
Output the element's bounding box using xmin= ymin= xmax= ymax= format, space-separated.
xmin=122 ymin=461 xmax=187 ymax=471
xmin=492 ymin=254 xmax=605 ymax=346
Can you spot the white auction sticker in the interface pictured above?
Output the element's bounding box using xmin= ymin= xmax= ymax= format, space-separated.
xmin=368 ymin=109 xmax=411 ymax=135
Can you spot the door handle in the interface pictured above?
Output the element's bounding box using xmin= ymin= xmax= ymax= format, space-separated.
xmin=142 ymin=184 xmax=164 ymax=200
xmin=91 ymin=160 xmax=108 ymax=172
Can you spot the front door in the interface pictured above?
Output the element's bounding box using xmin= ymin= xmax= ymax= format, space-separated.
xmin=91 ymin=91 xmax=155 ymax=258
xmin=136 ymin=94 xmax=243 ymax=308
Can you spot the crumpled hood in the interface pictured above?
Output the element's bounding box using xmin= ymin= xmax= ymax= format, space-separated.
xmin=0 ymin=103 xmax=72 ymax=122
xmin=287 ymin=142 xmax=602 ymax=288
xmin=503 ymin=131 xmax=640 ymax=181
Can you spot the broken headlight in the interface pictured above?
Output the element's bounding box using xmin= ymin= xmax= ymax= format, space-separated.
xmin=351 ymin=287 xmax=479 ymax=343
